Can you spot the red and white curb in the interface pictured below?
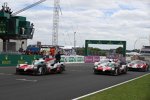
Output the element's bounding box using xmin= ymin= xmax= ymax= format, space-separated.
xmin=72 ymin=73 xmax=150 ymax=100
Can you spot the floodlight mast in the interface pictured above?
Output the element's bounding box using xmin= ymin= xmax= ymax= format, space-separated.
xmin=12 ymin=0 xmax=47 ymax=16
xmin=52 ymin=0 xmax=61 ymax=46
xmin=12 ymin=0 xmax=61 ymax=47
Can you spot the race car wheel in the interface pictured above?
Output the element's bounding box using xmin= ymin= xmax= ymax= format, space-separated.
xmin=37 ymin=67 xmax=45 ymax=75
xmin=57 ymin=67 xmax=63 ymax=74
xmin=145 ymin=66 xmax=149 ymax=72
xmin=60 ymin=64 xmax=65 ymax=71
xmin=147 ymin=66 xmax=149 ymax=71
xmin=93 ymin=69 xmax=98 ymax=74
xmin=113 ymin=68 xmax=119 ymax=76
xmin=123 ymin=67 xmax=128 ymax=74
xmin=141 ymin=67 xmax=148 ymax=72
xmin=16 ymin=70 xmax=20 ymax=75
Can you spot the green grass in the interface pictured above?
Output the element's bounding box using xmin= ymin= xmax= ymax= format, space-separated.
xmin=80 ymin=74 xmax=150 ymax=100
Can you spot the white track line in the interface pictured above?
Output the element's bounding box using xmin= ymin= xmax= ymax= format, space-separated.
xmin=72 ymin=73 xmax=150 ymax=100
xmin=0 ymin=67 xmax=14 ymax=69
xmin=16 ymin=79 xmax=37 ymax=82
xmin=0 ymin=73 xmax=13 ymax=75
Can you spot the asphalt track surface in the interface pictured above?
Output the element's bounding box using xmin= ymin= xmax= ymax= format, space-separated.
xmin=0 ymin=63 xmax=149 ymax=100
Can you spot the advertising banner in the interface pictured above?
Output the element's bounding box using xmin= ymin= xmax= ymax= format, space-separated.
xmin=84 ymin=56 xmax=100 ymax=63
xmin=0 ymin=54 xmax=41 ymax=67
xmin=84 ymin=56 xmax=93 ymax=63
xmin=93 ymin=56 xmax=100 ymax=62
xmin=61 ymin=56 xmax=84 ymax=63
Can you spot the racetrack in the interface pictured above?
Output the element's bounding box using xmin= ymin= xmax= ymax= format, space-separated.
xmin=0 ymin=63 xmax=149 ymax=100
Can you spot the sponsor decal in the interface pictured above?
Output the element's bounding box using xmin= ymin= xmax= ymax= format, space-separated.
xmin=77 ymin=57 xmax=84 ymax=62
xmin=2 ymin=55 xmax=11 ymax=64
xmin=18 ymin=60 xmax=25 ymax=64
xmin=85 ymin=56 xmax=100 ymax=63
xmin=69 ymin=57 xmax=76 ymax=62
xmin=84 ymin=56 xmax=93 ymax=63
xmin=2 ymin=60 xmax=11 ymax=64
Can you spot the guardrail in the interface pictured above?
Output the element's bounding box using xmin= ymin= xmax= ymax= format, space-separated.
xmin=0 ymin=54 xmax=127 ymax=67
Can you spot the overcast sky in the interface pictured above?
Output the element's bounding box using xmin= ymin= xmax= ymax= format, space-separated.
xmin=0 ymin=0 xmax=150 ymax=50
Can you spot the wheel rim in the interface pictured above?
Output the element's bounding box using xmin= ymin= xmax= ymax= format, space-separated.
xmin=115 ymin=69 xmax=118 ymax=75
xmin=38 ymin=67 xmax=43 ymax=74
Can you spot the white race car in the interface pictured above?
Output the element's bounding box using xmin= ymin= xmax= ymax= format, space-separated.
xmin=16 ymin=58 xmax=65 ymax=75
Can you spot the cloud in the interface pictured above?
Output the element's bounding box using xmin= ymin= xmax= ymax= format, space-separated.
xmin=0 ymin=0 xmax=150 ymax=50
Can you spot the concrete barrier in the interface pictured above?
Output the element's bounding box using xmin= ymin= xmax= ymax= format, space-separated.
xmin=61 ymin=55 xmax=84 ymax=63
xmin=0 ymin=54 xmax=41 ymax=67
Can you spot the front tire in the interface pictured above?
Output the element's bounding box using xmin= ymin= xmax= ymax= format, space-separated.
xmin=60 ymin=64 xmax=65 ymax=71
xmin=145 ymin=66 xmax=149 ymax=72
xmin=113 ymin=68 xmax=119 ymax=76
xmin=36 ymin=66 xmax=46 ymax=75
xmin=123 ymin=67 xmax=128 ymax=74
xmin=93 ymin=69 xmax=98 ymax=74
xmin=57 ymin=67 xmax=63 ymax=74
xmin=16 ymin=70 xmax=20 ymax=75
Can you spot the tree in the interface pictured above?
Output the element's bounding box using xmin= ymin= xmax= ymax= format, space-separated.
xmin=116 ymin=47 xmax=123 ymax=54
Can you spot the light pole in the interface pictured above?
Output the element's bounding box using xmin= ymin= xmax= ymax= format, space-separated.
xmin=74 ymin=32 xmax=76 ymax=49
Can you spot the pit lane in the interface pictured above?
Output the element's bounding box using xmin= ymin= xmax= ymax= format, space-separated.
xmin=0 ymin=63 xmax=149 ymax=100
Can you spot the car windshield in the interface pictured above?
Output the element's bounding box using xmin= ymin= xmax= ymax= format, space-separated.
xmin=99 ymin=59 xmax=109 ymax=64
xmin=100 ymin=62 xmax=115 ymax=67
xmin=32 ymin=60 xmax=44 ymax=65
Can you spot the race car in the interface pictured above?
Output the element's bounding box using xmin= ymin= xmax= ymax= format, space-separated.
xmin=127 ymin=60 xmax=149 ymax=72
xmin=16 ymin=58 xmax=65 ymax=75
xmin=93 ymin=60 xmax=127 ymax=76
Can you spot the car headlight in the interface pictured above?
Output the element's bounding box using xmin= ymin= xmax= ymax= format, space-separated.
xmin=94 ymin=65 xmax=98 ymax=69
xmin=111 ymin=68 xmax=115 ymax=70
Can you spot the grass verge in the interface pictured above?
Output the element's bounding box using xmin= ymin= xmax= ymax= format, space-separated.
xmin=80 ymin=74 xmax=150 ymax=100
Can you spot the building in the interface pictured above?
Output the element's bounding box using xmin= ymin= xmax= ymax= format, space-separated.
xmin=140 ymin=46 xmax=150 ymax=56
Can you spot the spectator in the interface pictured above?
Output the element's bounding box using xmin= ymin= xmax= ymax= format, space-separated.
xmin=55 ymin=51 xmax=63 ymax=63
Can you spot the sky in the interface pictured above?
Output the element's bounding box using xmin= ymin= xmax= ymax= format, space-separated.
xmin=0 ymin=0 xmax=150 ymax=50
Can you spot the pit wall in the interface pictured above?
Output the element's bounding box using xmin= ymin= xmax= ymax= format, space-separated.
xmin=61 ymin=56 xmax=100 ymax=63
xmin=0 ymin=54 xmax=127 ymax=67
xmin=0 ymin=55 xmax=100 ymax=67
xmin=0 ymin=54 xmax=41 ymax=67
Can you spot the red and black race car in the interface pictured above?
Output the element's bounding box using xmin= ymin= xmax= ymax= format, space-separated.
xmin=127 ymin=60 xmax=149 ymax=72
xmin=16 ymin=58 xmax=65 ymax=75
xmin=93 ymin=60 xmax=127 ymax=76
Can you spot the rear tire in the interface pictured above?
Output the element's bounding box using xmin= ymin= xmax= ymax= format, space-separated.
xmin=145 ymin=66 xmax=149 ymax=72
